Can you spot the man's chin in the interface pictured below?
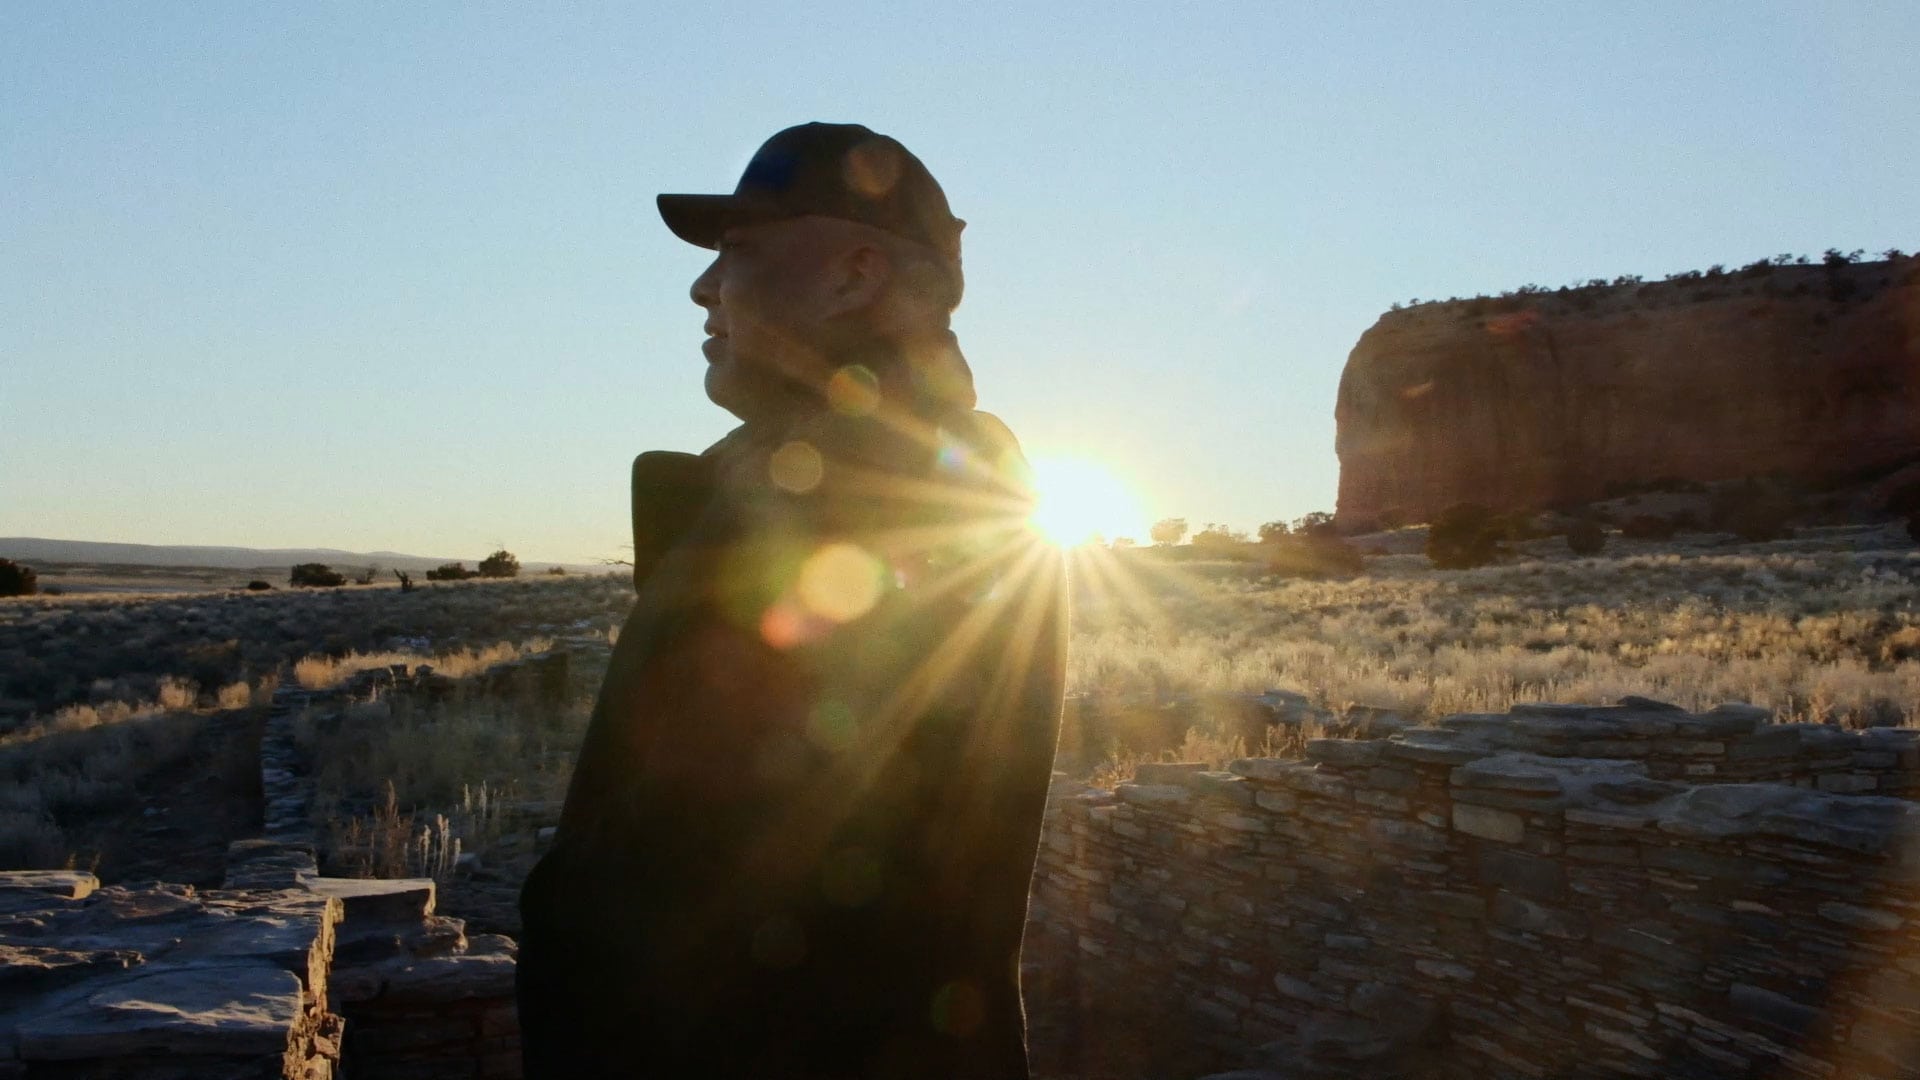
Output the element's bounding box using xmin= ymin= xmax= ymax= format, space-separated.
xmin=706 ymin=356 xmax=820 ymax=426
xmin=704 ymin=363 xmax=751 ymax=420
xmin=705 ymin=363 xmax=787 ymax=424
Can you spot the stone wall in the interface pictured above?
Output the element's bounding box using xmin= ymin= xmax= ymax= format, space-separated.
xmin=20 ymin=675 xmax=1920 ymax=1078
xmin=0 ymin=870 xmax=344 ymax=1079
xmin=229 ymin=842 xmax=522 ymax=1080
xmin=0 ymin=847 xmax=520 ymax=1080
xmin=0 ymin=660 xmax=540 ymax=1080
xmin=1025 ymin=700 xmax=1920 ymax=1079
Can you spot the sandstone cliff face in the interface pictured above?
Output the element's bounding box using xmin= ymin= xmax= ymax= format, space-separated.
xmin=1334 ymin=258 xmax=1920 ymax=527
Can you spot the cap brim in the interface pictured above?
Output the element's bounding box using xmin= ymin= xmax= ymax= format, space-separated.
xmin=656 ymin=193 xmax=783 ymax=249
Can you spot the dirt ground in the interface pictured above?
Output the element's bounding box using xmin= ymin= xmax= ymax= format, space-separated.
xmin=62 ymin=710 xmax=265 ymax=887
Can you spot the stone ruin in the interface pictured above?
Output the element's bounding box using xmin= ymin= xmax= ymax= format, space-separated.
xmin=9 ymin=677 xmax=1920 ymax=1077
xmin=0 ymin=653 xmax=584 ymax=1079
xmin=1026 ymin=699 xmax=1920 ymax=1078
xmin=0 ymin=841 xmax=517 ymax=1079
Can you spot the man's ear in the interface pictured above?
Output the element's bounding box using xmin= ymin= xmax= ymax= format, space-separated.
xmin=824 ymin=242 xmax=890 ymax=317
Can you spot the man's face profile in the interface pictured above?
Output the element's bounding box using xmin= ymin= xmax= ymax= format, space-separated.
xmin=689 ymin=215 xmax=889 ymax=423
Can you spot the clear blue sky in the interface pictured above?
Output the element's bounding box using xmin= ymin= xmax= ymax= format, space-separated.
xmin=4 ymin=3 xmax=1916 ymax=563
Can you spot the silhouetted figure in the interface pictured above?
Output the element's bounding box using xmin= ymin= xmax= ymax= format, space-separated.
xmin=518 ymin=123 xmax=1066 ymax=1079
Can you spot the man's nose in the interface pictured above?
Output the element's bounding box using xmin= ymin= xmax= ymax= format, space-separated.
xmin=690 ymin=257 xmax=720 ymax=309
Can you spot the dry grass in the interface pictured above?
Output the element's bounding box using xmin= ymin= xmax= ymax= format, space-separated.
xmin=1087 ymin=719 xmax=1324 ymax=789
xmin=0 ymin=705 xmax=214 ymax=867
xmin=328 ymin=780 xmax=500 ymax=881
xmin=19 ymin=533 xmax=1916 ymax=871
xmin=0 ymin=573 xmax=631 ymax=731
xmin=0 ymin=668 xmax=284 ymax=868
xmin=291 ymin=637 xmax=552 ymax=690
xmin=301 ymin=671 xmax=595 ymax=881
xmin=1072 ymin=542 xmax=1920 ymax=730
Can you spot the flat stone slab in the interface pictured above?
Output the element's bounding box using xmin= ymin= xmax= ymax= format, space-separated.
xmin=1228 ymin=757 xmax=1313 ymax=783
xmin=1305 ymin=738 xmax=1388 ymax=768
xmin=0 ymin=943 xmax=143 ymax=996
xmin=1132 ymin=761 xmax=1210 ymax=784
xmin=0 ymin=871 xmax=98 ymax=901
xmin=1114 ymin=782 xmax=1191 ymax=807
xmin=302 ymin=876 xmax=436 ymax=923
xmin=380 ymin=951 xmax=517 ymax=1004
xmin=1385 ymin=730 xmax=1487 ymax=765
xmin=223 ymin=839 xmax=319 ymax=891
xmin=0 ymin=881 xmax=340 ymax=1064
xmin=1451 ymin=756 xmax=1569 ymax=794
xmin=15 ymin=961 xmax=304 ymax=1060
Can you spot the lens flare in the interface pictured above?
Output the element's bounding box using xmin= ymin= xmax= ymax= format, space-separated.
xmin=770 ymin=440 xmax=824 ymax=493
xmin=798 ymin=542 xmax=886 ymax=622
xmin=827 ymin=365 xmax=881 ymax=416
xmin=1026 ymin=455 xmax=1147 ymax=548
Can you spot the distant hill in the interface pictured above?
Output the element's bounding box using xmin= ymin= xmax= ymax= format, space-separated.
xmin=0 ymin=538 xmax=605 ymax=574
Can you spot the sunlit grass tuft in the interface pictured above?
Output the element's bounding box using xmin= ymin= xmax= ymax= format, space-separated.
xmin=292 ymin=638 xmax=552 ymax=690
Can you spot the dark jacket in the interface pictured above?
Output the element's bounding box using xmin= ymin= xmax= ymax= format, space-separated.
xmin=518 ymin=344 xmax=1066 ymax=1079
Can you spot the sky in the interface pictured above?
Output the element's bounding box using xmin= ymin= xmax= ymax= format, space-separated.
xmin=3 ymin=3 xmax=1917 ymax=564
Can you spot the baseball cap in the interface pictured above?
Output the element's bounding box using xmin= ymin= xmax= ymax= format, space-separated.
xmin=657 ymin=122 xmax=964 ymax=264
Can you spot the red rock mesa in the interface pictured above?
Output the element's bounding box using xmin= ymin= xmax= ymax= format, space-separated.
xmin=1334 ymin=256 xmax=1920 ymax=528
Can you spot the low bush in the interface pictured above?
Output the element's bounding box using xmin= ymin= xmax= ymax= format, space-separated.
xmin=1565 ymin=520 xmax=1607 ymax=555
xmin=0 ymin=560 xmax=38 ymax=598
xmin=1711 ymin=484 xmax=1798 ymax=542
xmin=290 ymin=564 xmax=347 ymax=588
xmin=427 ymin=563 xmax=474 ymax=581
xmin=478 ymin=550 xmax=521 ymax=579
xmin=1425 ymin=504 xmax=1503 ymax=569
xmin=1191 ymin=524 xmax=1251 ymax=556
xmin=1264 ymin=534 xmax=1365 ymax=578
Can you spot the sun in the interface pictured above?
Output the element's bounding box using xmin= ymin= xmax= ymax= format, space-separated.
xmin=1027 ymin=455 xmax=1147 ymax=548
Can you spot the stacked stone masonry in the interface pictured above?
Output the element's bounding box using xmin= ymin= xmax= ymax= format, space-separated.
xmin=0 ymin=870 xmax=344 ymax=1079
xmin=0 ymin=647 xmax=587 ymax=1078
xmin=1 ymin=841 xmax=520 ymax=1078
xmin=15 ymin=686 xmax=1920 ymax=1077
xmin=232 ymin=842 xmax=522 ymax=1080
xmin=1027 ymin=700 xmax=1920 ymax=1079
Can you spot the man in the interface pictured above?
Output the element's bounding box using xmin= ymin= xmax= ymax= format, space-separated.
xmin=517 ymin=122 xmax=1067 ymax=1079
